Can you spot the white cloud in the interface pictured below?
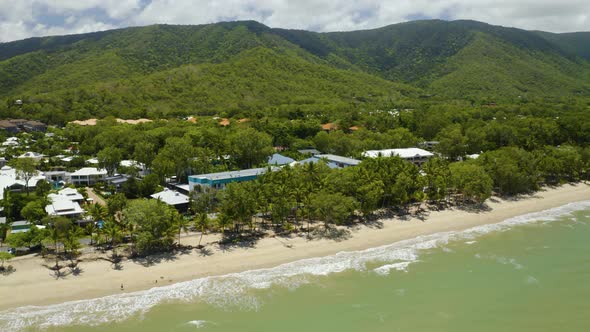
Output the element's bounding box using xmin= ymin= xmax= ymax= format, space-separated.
xmin=0 ymin=0 xmax=589 ymax=42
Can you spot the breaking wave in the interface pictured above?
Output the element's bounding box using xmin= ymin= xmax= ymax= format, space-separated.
xmin=1 ymin=200 xmax=589 ymax=331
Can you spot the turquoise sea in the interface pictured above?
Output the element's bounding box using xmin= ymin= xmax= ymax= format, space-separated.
xmin=2 ymin=201 xmax=590 ymax=331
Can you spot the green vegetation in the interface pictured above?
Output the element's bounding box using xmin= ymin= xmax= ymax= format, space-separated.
xmin=1 ymin=19 xmax=590 ymax=124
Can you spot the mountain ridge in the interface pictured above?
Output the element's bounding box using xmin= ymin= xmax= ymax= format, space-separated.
xmin=1 ymin=19 xmax=589 ymax=123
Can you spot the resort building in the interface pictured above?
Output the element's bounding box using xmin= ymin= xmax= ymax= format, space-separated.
xmin=189 ymin=167 xmax=276 ymax=191
xmin=151 ymin=188 xmax=190 ymax=212
xmin=293 ymin=154 xmax=361 ymax=169
xmin=362 ymin=148 xmax=434 ymax=166
xmin=268 ymin=153 xmax=295 ymax=166
xmin=68 ymin=167 xmax=107 ymax=186
xmin=316 ymin=154 xmax=361 ymax=168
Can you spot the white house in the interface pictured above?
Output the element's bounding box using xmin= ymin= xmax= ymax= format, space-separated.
xmin=362 ymin=148 xmax=434 ymax=166
xmin=151 ymin=188 xmax=190 ymax=211
xmin=68 ymin=167 xmax=107 ymax=186
xmin=0 ymin=165 xmax=46 ymax=198
xmin=45 ymin=193 xmax=85 ymax=218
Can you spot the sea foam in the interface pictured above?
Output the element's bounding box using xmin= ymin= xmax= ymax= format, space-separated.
xmin=1 ymin=200 xmax=589 ymax=331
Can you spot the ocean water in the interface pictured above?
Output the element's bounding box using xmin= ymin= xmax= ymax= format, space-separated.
xmin=3 ymin=201 xmax=590 ymax=332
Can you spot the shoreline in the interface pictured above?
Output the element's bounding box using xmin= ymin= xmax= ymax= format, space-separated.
xmin=1 ymin=183 xmax=589 ymax=311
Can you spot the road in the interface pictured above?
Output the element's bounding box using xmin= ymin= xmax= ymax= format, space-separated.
xmin=85 ymin=187 xmax=107 ymax=206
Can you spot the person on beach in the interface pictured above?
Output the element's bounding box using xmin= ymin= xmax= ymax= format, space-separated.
xmin=120 ymin=284 xmax=124 ymax=290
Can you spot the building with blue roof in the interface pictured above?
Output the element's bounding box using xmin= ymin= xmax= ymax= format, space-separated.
xmin=189 ymin=167 xmax=278 ymax=191
xmin=268 ymin=153 xmax=295 ymax=166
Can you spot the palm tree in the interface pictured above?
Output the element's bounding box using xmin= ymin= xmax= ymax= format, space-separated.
xmin=194 ymin=213 xmax=209 ymax=248
xmin=87 ymin=203 xmax=107 ymax=223
xmin=176 ymin=216 xmax=192 ymax=245
xmin=102 ymin=220 xmax=122 ymax=255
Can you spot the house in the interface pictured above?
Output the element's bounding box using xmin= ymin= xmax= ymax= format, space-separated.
xmin=321 ymin=123 xmax=338 ymax=132
xmin=68 ymin=167 xmax=107 ymax=186
xmin=0 ymin=165 xmax=46 ymax=198
xmin=294 ymin=157 xmax=341 ymax=169
xmin=45 ymin=193 xmax=85 ymax=218
xmin=219 ymin=118 xmax=230 ymax=126
xmin=23 ymin=120 xmax=47 ymax=132
xmin=297 ymin=148 xmax=322 ymax=156
xmin=45 ymin=170 xmax=67 ymax=182
xmin=57 ymin=187 xmax=85 ymax=203
xmin=292 ymin=154 xmax=360 ymax=170
xmin=105 ymin=175 xmax=131 ymax=191
xmin=362 ymin=148 xmax=434 ymax=166
xmin=0 ymin=120 xmax=19 ymax=134
xmin=420 ymin=141 xmax=440 ymax=150
xmin=18 ymin=151 xmax=45 ymax=161
xmin=151 ymin=188 xmax=190 ymax=212
xmin=189 ymin=167 xmax=277 ymax=191
xmin=268 ymin=153 xmax=295 ymax=166
xmin=2 ymin=137 xmax=19 ymax=147
xmin=316 ymin=154 xmax=361 ymax=168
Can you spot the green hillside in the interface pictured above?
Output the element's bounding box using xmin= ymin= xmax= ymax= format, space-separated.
xmin=1 ymin=47 xmax=417 ymax=123
xmin=0 ymin=19 xmax=589 ymax=122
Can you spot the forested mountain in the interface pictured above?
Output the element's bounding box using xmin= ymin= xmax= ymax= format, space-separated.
xmin=1 ymin=19 xmax=589 ymax=123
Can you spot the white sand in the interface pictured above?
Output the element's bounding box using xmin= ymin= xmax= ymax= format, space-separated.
xmin=1 ymin=183 xmax=588 ymax=310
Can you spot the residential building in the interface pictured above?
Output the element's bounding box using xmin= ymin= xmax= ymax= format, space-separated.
xmin=45 ymin=193 xmax=85 ymax=218
xmin=268 ymin=153 xmax=295 ymax=166
xmin=316 ymin=154 xmax=361 ymax=168
xmin=292 ymin=154 xmax=360 ymax=169
xmin=151 ymin=188 xmax=190 ymax=212
xmin=68 ymin=167 xmax=107 ymax=186
xmin=362 ymin=148 xmax=434 ymax=166
xmin=297 ymin=148 xmax=322 ymax=156
xmin=57 ymin=187 xmax=85 ymax=203
xmin=189 ymin=167 xmax=277 ymax=191
xmin=18 ymin=151 xmax=45 ymax=161
xmin=23 ymin=120 xmax=47 ymax=132
xmin=0 ymin=165 xmax=46 ymax=198
xmin=0 ymin=120 xmax=19 ymax=134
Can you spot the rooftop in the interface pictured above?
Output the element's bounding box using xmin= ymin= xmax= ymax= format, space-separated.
xmin=268 ymin=153 xmax=295 ymax=166
xmin=190 ymin=167 xmax=274 ymax=182
xmin=70 ymin=167 xmax=107 ymax=177
xmin=316 ymin=154 xmax=361 ymax=166
xmin=362 ymin=148 xmax=434 ymax=159
xmin=151 ymin=188 xmax=190 ymax=206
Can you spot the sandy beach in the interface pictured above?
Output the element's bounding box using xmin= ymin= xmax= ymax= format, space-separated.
xmin=1 ymin=183 xmax=589 ymax=311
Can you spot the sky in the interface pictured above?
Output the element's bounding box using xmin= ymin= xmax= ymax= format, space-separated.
xmin=0 ymin=0 xmax=589 ymax=43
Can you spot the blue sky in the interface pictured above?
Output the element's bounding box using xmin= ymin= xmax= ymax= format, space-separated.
xmin=1 ymin=0 xmax=589 ymax=42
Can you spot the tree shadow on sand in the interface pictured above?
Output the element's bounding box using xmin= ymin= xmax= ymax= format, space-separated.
xmin=0 ymin=265 xmax=15 ymax=276
xmin=308 ymin=226 xmax=352 ymax=242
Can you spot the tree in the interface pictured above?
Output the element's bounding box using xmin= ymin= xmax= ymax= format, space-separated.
xmin=133 ymin=141 xmax=156 ymax=171
xmin=176 ymin=216 xmax=191 ymax=245
xmin=43 ymin=216 xmax=72 ymax=268
xmin=102 ymin=220 xmax=122 ymax=253
xmin=436 ymin=124 xmax=467 ymax=161
xmin=10 ymin=157 xmax=38 ymax=195
xmin=218 ymin=182 xmax=257 ymax=233
xmin=7 ymin=225 xmax=46 ymax=249
xmin=423 ymin=158 xmax=451 ymax=204
xmin=139 ymin=173 xmax=161 ymax=197
xmin=230 ymin=128 xmax=274 ymax=168
xmin=107 ymin=193 xmax=127 ymax=218
xmin=35 ymin=180 xmax=51 ymax=196
xmin=21 ymin=200 xmax=46 ymax=223
xmin=310 ymin=191 xmax=358 ymax=227
xmin=450 ymin=162 xmax=493 ymax=204
xmin=97 ymin=147 xmax=123 ymax=176
xmin=194 ymin=212 xmax=210 ymax=247
xmin=122 ymin=199 xmax=178 ymax=255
